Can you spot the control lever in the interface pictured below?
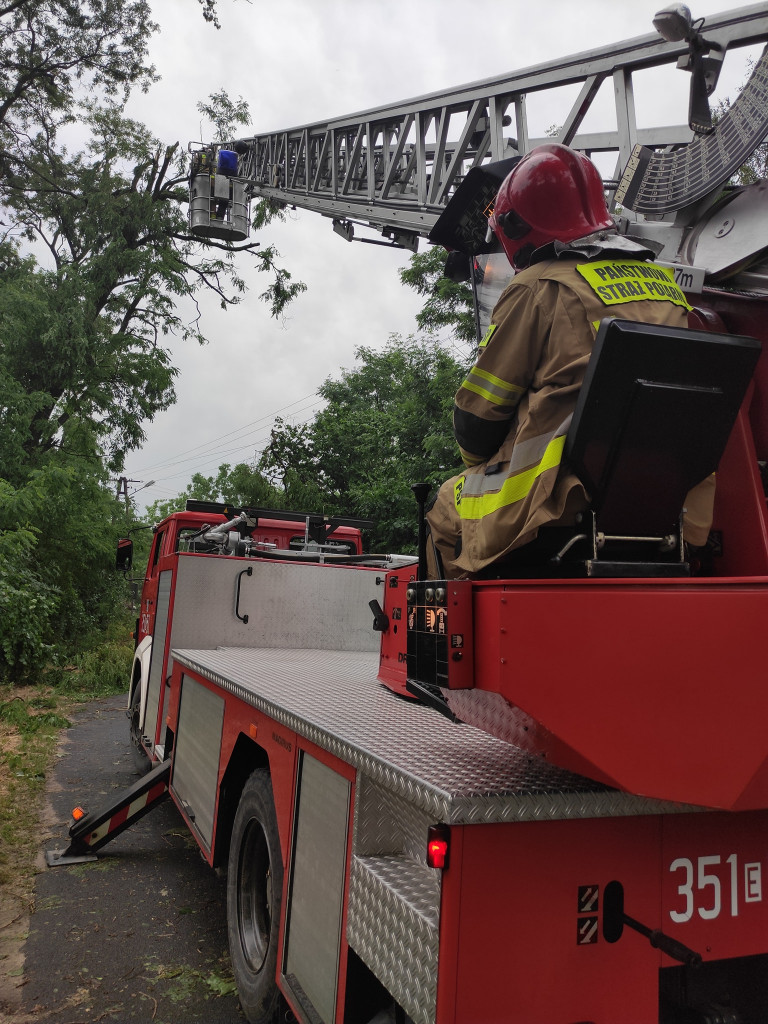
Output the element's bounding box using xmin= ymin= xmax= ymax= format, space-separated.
xmin=603 ymin=880 xmax=702 ymax=967
xmin=368 ymin=600 xmax=389 ymax=633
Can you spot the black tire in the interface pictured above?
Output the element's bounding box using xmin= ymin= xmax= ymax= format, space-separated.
xmin=227 ymin=769 xmax=284 ymax=1024
xmin=128 ymin=683 xmax=151 ymax=775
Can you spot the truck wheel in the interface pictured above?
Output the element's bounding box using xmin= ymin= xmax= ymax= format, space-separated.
xmin=227 ymin=769 xmax=284 ymax=1024
xmin=128 ymin=686 xmax=150 ymax=775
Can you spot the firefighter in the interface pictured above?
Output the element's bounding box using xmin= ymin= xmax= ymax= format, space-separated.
xmin=427 ymin=143 xmax=714 ymax=578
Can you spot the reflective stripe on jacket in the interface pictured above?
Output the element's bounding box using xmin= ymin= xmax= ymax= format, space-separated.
xmin=427 ymin=256 xmax=711 ymax=577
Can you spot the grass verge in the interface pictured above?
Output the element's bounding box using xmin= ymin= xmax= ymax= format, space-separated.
xmin=0 ymin=626 xmax=134 ymax=903
xmin=0 ymin=692 xmax=70 ymax=901
xmin=0 ymin=623 xmax=134 ymax=1017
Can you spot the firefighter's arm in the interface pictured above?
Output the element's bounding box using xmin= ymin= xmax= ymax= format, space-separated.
xmin=453 ymin=281 xmax=546 ymax=466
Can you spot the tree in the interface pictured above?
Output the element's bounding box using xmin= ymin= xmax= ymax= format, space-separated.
xmin=197 ymin=0 xmax=220 ymax=26
xmin=3 ymin=95 xmax=305 ymax=472
xmin=0 ymin=4 xmax=301 ymax=679
xmin=197 ymin=88 xmax=250 ymax=142
xmin=144 ymin=462 xmax=282 ymax=524
xmin=0 ymin=455 xmax=128 ymax=675
xmin=259 ymin=336 xmax=466 ymax=551
xmin=399 ymin=246 xmax=477 ymax=350
xmin=1 ymin=0 xmax=304 ymax=473
xmin=0 ymin=1 xmax=157 ymax=151
xmin=258 ymin=418 xmax=325 ymax=512
xmin=194 ymin=0 xmax=255 ymax=31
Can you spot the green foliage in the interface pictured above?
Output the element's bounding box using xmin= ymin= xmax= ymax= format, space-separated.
xmin=252 ymin=197 xmax=289 ymax=229
xmin=399 ymin=246 xmax=476 ymax=349
xmin=56 ymin=618 xmax=135 ymax=698
xmin=0 ymin=697 xmax=70 ymax=735
xmin=204 ymin=970 xmax=238 ymax=998
xmin=258 ymin=261 xmax=308 ymax=319
xmin=0 ymin=477 xmax=61 ymax=673
xmin=1 ymin=97 xmax=291 ymax=468
xmin=223 ymin=462 xmax=283 ymax=507
xmin=0 ymin=460 xmax=134 ymax=681
xmin=197 ymin=89 xmax=250 ymax=142
xmin=0 ymin=555 xmax=60 ymax=674
xmin=197 ymin=0 xmax=221 ymax=28
xmin=0 ymin=1 xmax=158 ymax=148
xmin=145 ymin=959 xmax=238 ymax=1005
xmin=143 ymin=495 xmax=184 ymax=523
xmin=0 ymin=246 xmax=142 ymax=681
xmin=145 ymin=461 xmax=283 ymax=524
xmin=258 ymin=335 xmax=466 ymax=551
xmin=259 ymin=419 xmax=320 ymax=509
xmin=0 ymin=5 xmax=306 ymax=681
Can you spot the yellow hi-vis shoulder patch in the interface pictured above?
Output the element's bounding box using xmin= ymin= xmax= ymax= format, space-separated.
xmin=479 ymin=323 xmax=497 ymax=349
xmin=576 ymin=260 xmax=692 ymax=311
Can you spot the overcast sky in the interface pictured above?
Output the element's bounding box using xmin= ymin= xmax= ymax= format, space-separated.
xmin=124 ymin=0 xmax=762 ymax=511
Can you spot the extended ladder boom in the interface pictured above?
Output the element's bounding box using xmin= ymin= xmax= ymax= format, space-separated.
xmin=189 ymin=2 xmax=768 ymax=304
xmin=216 ymin=5 xmax=768 ymax=248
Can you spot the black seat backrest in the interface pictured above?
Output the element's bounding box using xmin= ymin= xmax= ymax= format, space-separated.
xmin=566 ymin=318 xmax=761 ymax=537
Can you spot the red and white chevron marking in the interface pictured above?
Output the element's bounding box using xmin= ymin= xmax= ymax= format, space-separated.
xmin=81 ymin=779 xmax=168 ymax=848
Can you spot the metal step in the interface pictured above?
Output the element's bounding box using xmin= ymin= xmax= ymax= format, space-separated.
xmin=348 ymin=854 xmax=440 ymax=1024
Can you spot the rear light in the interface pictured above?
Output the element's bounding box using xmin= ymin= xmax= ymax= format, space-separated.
xmin=427 ymin=823 xmax=450 ymax=870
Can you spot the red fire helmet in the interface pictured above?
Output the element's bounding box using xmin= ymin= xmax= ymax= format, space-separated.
xmin=489 ymin=143 xmax=614 ymax=269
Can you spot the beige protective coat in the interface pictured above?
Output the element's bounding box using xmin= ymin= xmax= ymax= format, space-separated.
xmin=427 ymin=256 xmax=715 ymax=578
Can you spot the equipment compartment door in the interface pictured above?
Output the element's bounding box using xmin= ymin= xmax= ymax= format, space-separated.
xmin=170 ymin=674 xmax=225 ymax=853
xmin=282 ymin=751 xmax=351 ymax=1023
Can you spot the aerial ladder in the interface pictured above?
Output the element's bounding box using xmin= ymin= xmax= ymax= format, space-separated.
xmin=190 ymin=2 xmax=768 ymax=304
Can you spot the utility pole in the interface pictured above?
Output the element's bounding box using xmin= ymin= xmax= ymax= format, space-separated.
xmin=115 ymin=477 xmax=152 ymax=509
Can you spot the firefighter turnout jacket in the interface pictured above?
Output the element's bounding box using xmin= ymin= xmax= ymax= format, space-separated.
xmin=427 ymin=253 xmax=715 ymax=578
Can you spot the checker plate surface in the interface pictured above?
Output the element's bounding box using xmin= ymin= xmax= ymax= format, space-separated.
xmin=348 ymin=855 xmax=439 ymax=1024
xmin=173 ymin=646 xmax=696 ymax=823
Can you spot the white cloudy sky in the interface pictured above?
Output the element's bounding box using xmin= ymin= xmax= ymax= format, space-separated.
xmin=123 ymin=0 xmax=762 ymax=510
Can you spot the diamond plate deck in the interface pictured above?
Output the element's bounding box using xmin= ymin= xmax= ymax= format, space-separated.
xmin=172 ymin=646 xmax=698 ymax=823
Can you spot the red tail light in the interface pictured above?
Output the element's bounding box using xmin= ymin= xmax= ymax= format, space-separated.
xmin=427 ymin=823 xmax=450 ymax=870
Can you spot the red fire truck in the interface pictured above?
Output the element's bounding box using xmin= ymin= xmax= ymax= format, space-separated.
xmin=48 ymin=7 xmax=768 ymax=1023
xmin=118 ymin=502 xmax=369 ymax=770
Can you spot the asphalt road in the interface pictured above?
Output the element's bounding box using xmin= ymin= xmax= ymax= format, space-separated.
xmin=22 ymin=694 xmax=245 ymax=1023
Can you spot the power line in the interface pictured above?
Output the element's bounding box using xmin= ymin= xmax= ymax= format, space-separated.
xmin=134 ymin=395 xmax=322 ymax=474
xmin=134 ymin=398 xmax=323 ymax=479
xmin=133 ymin=391 xmax=323 ymax=475
xmin=130 ymin=402 xmax=323 ymax=492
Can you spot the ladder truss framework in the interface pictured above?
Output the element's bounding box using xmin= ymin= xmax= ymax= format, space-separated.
xmin=232 ymin=6 xmax=768 ymax=243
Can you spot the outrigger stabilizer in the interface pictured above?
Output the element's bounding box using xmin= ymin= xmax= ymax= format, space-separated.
xmin=45 ymin=759 xmax=170 ymax=867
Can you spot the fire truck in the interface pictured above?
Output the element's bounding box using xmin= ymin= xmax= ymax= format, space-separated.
xmin=48 ymin=6 xmax=768 ymax=1023
xmin=110 ymin=503 xmax=369 ymax=767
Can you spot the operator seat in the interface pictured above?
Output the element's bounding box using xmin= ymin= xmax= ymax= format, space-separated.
xmin=478 ymin=317 xmax=761 ymax=579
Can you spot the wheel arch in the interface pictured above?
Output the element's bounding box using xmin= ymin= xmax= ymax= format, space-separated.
xmin=214 ymin=734 xmax=271 ymax=870
xmin=128 ymin=634 xmax=152 ymax=712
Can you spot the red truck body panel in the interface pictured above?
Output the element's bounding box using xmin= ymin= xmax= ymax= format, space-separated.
xmin=438 ymin=811 xmax=768 ymax=1023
